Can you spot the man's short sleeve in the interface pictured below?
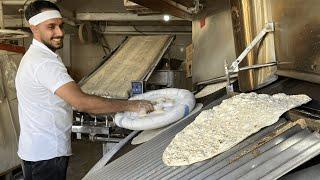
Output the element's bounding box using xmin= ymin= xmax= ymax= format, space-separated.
xmin=35 ymin=60 xmax=74 ymax=94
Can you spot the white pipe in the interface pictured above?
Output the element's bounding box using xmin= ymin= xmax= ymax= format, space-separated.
xmin=102 ymin=31 xmax=191 ymax=35
xmin=2 ymin=0 xmax=58 ymax=5
xmin=76 ymin=13 xmax=185 ymax=21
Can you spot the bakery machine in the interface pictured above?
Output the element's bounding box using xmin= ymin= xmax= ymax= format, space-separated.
xmin=82 ymin=0 xmax=320 ymax=179
xmin=72 ymin=35 xmax=189 ymax=154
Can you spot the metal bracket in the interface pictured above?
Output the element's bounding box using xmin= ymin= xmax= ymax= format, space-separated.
xmin=190 ymin=0 xmax=203 ymax=14
xmin=225 ymin=22 xmax=275 ymax=95
xmin=228 ymin=22 xmax=274 ymax=73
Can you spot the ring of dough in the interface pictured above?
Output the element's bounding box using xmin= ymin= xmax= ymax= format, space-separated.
xmin=114 ymin=88 xmax=196 ymax=130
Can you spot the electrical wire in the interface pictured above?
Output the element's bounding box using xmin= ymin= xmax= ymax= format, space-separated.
xmin=132 ymin=25 xmax=147 ymax=36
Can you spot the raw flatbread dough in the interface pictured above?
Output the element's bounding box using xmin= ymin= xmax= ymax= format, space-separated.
xmin=195 ymin=81 xmax=227 ymax=99
xmin=132 ymin=103 xmax=203 ymax=145
xmin=162 ymin=93 xmax=311 ymax=166
xmin=136 ymin=97 xmax=175 ymax=117
xmin=132 ymin=128 xmax=168 ymax=145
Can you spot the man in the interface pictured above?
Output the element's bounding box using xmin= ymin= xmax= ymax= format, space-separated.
xmin=15 ymin=1 xmax=154 ymax=180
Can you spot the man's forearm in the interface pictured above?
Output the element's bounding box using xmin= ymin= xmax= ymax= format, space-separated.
xmin=77 ymin=94 xmax=132 ymax=114
xmin=54 ymin=81 xmax=153 ymax=114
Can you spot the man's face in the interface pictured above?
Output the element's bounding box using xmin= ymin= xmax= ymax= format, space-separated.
xmin=34 ymin=18 xmax=64 ymax=51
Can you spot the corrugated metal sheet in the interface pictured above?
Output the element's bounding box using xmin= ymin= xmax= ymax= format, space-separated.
xmin=83 ymin=96 xmax=320 ymax=180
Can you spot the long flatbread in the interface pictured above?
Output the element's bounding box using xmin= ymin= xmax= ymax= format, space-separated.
xmin=162 ymin=93 xmax=311 ymax=166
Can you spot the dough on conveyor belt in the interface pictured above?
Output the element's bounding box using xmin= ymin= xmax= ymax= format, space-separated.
xmin=162 ymin=93 xmax=311 ymax=166
xmin=195 ymin=81 xmax=227 ymax=99
xmin=131 ymin=103 xmax=203 ymax=145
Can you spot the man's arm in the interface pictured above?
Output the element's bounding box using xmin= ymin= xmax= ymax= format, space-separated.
xmin=55 ymin=81 xmax=153 ymax=114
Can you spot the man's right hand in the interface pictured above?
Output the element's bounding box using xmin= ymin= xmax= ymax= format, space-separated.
xmin=129 ymin=100 xmax=154 ymax=113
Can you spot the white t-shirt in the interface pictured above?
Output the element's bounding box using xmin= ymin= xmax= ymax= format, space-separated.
xmin=15 ymin=39 xmax=74 ymax=161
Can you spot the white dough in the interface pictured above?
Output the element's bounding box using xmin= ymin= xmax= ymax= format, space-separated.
xmin=131 ymin=103 xmax=203 ymax=145
xmin=162 ymin=93 xmax=311 ymax=166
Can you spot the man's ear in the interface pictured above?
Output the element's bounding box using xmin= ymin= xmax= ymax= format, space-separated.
xmin=29 ymin=25 xmax=39 ymax=35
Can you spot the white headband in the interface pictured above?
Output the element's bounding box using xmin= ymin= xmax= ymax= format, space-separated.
xmin=28 ymin=10 xmax=62 ymax=26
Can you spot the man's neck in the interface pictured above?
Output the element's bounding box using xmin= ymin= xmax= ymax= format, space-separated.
xmin=33 ymin=37 xmax=56 ymax=52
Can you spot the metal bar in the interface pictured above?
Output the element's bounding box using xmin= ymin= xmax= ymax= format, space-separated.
xmin=224 ymin=22 xmax=275 ymax=95
xmin=76 ymin=13 xmax=185 ymax=21
xmin=131 ymin=0 xmax=193 ymax=20
xmin=238 ymin=62 xmax=277 ymax=71
xmin=2 ymin=0 xmax=57 ymax=5
xmin=105 ymin=25 xmax=191 ymax=32
xmin=229 ymin=22 xmax=275 ymax=72
xmin=169 ymin=0 xmax=194 ymax=8
xmin=162 ymin=0 xmax=193 ymax=13
xmin=93 ymin=137 xmax=123 ymax=143
xmin=71 ymin=125 xmax=109 ymax=135
xmin=102 ymin=31 xmax=191 ymax=35
xmin=196 ymin=74 xmax=238 ymax=86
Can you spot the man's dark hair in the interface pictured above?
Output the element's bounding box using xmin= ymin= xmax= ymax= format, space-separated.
xmin=25 ymin=0 xmax=60 ymax=21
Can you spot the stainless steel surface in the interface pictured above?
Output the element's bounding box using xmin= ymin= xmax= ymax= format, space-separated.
xmin=230 ymin=0 xmax=277 ymax=92
xmin=192 ymin=0 xmax=236 ymax=84
xmin=86 ymin=131 xmax=140 ymax=176
xmin=277 ymin=70 xmax=320 ymax=86
xmin=280 ymin=164 xmax=320 ymax=180
xmin=83 ymin=93 xmax=320 ymax=180
xmin=270 ymin=0 xmax=320 ymax=84
xmin=148 ymin=70 xmax=184 ymax=88
xmin=72 ymin=124 xmax=110 ymax=135
xmin=196 ymin=74 xmax=237 ymax=86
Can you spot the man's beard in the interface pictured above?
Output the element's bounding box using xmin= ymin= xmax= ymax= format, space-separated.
xmin=42 ymin=37 xmax=63 ymax=52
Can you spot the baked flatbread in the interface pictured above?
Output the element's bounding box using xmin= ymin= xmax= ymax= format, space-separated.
xmin=162 ymin=93 xmax=311 ymax=166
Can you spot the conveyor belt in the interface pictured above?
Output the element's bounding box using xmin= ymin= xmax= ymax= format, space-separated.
xmin=83 ymin=93 xmax=320 ymax=180
xmin=80 ymin=35 xmax=174 ymax=99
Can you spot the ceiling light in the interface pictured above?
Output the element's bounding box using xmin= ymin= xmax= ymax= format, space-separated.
xmin=163 ymin=15 xmax=170 ymax=22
